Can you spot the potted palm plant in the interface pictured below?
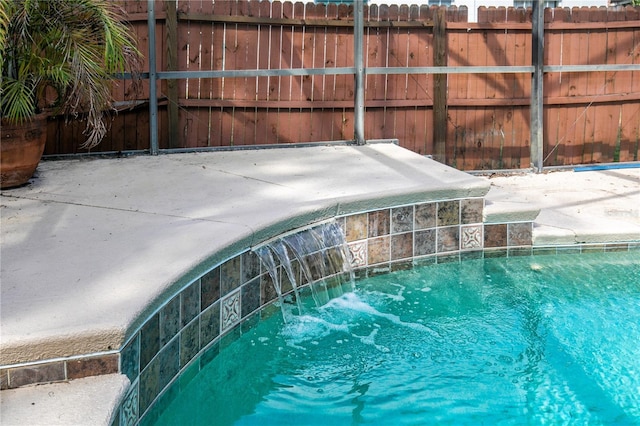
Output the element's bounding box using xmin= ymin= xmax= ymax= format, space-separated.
xmin=0 ymin=0 xmax=140 ymax=188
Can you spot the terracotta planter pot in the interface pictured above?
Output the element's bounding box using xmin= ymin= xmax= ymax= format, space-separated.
xmin=1 ymin=114 xmax=48 ymax=189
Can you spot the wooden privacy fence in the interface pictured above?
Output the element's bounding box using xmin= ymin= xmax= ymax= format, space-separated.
xmin=44 ymin=1 xmax=640 ymax=171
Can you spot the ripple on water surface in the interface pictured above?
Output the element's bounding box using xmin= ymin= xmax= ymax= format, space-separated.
xmin=151 ymin=251 xmax=640 ymax=426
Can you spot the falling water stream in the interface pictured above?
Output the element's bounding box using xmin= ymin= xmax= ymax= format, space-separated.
xmin=254 ymin=221 xmax=355 ymax=321
xmin=254 ymin=222 xmax=354 ymax=322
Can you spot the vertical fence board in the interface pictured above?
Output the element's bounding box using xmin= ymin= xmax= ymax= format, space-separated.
xmin=241 ymin=1 xmax=258 ymax=145
xmin=206 ymin=2 xmax=225 ymax=147
xmin=182 ymin=0 xmax=202 ymax=147
xmin=308 ymin=4 xmax=324 ymax=141
xmin=208 ymin=11 xmax=225 ymax=155
xmin=607 ymin=10 xmax=630 ymax=162
xmin=514 ymin=9 xmax=531 ymax=168
xmin=447 ymin=15 xmax=465 ymax=169
xmin=265 ymin=1 xmax=281 ymax=144
xmin=501 ymin=21 xmax=516 ymax=168
xmin=466 ymin=11 xmax=485 ymax=169
xmin=199 ymin=1 xmax=214 ymax=102
xmin=552 ymin=9 xmax=572 ymax=164
xmin=419 ymin=6 xmax=435 ymax=155
xmin=394 ymin=6 xmax=411 ymax=150
xmin=325 ymin=3 xmax=340 ymax=141
xmin=432 ymin=7 xmax=447 ymax=161
xmin=219 ymin=0 xmax=236 ymax=147
xmin=364 ymin=6 xmax=382 ymax=142
xmin=365 ymin=5 xmax=383 ymax=103
xmin=484 ymin=13 xmax=499 ymax=168
xmin=244 ymin=2 xmax=260 ymax=151
xmin=277 ymin=2 xmax=291 ymax=144
xmin=299 ymin=4 xmax=315 ymax=141
xmin=165 ymin=0 xmax=179 ymax=149
xmin=620 ymin=8 xmax=640 ymax=161
xmin=199 ymin=0 xmax=216 ymax=147
xmin=584 ymin=9 xmax=601 ymax=163
xmin=561 ymin=13 xmax=580 ymax=164
xmin=175 ymin=0 xmax=189 ymax=148
xmin=254 ymin=1 xmax=270 ymax=145
xmin=574 ymin=8 xmax=592 ymax=164
xmin=384 ymin=6 xmax=401 ymax=144
xmin=544 ymin=9 xmax=562 ymax=166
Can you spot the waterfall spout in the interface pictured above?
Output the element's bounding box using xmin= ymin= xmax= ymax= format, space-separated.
xmin=253 ymin=221 xmax=355 ymax=321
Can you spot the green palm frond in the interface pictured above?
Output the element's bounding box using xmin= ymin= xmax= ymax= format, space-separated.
xmin=1 ymin=77 xmax=37 ymax=121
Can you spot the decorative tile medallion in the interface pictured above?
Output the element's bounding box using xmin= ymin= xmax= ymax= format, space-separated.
xmin=221 ymin=289 xmax=241 ymax=333
xmin=348 ymin=241 xmax=367 ymax=267
xmin=120 ymin=382 xmax=139 ymax=426
xmin=461 ymin=225 xmax=483 ymax=250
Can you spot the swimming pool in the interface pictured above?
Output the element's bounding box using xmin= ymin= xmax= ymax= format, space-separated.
xmin=147 ymin=251 xmax=640 ymax=425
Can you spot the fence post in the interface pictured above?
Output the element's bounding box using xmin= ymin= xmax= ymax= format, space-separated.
xmin=166 ymin=0 xmax=179 ymax=149
xmin=433 ymin=7 xmax=447 ymax=163
xmin=148 ymin=0 xmax=159 ymax=155
xmin=354 ymin=0 xmax=365 ymax=145
xmin=531 ymin=0 xmax=544 ymax=172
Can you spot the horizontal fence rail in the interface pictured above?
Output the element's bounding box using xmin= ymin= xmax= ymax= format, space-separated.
xmin=44 ymin=1 xmax=640 ymax=172
xmin=141 ymin=64 xmax=640 ymax=79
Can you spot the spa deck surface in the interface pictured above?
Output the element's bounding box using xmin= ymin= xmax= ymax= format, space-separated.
xmin=1 ymin=143 xmax=638 ymax=425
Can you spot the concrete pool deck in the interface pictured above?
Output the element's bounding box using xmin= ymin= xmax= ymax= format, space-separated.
xmin=1 ymin=143 xmax=639 ymax=425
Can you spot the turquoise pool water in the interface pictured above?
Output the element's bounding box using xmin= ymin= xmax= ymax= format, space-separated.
xmin=151 ymin=251 xmax=640 ymax=425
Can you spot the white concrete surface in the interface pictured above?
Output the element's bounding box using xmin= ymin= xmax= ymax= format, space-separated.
xmin=483 ymin=168 xmax=640 ymax=245
xmin=0 ymin=374 xmax=128 ymax=426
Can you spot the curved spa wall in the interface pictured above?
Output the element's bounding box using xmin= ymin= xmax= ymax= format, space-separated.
xmin=112 ymin=196 xmax=533 ymax=426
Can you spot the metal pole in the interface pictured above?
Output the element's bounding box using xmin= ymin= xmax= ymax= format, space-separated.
xmin=148 ymin=0 xmax=159 ymax=155
xmin=354 ymin=0 xmax=365 ymax=145
xmin=531 ymin=0 xmax=544 ymax=172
